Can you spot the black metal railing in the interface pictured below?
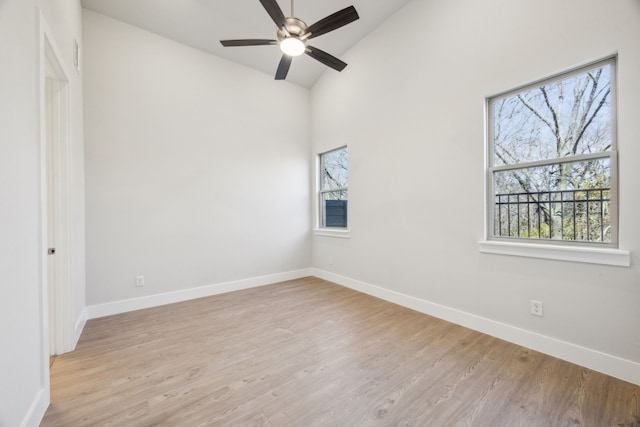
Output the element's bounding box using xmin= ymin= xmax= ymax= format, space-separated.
xmin=494 ymin=188 xmax=611 ymax=242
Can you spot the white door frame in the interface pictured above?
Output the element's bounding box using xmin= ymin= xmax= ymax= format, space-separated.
xmin=39 ymin=11 xmax=74 ymax=360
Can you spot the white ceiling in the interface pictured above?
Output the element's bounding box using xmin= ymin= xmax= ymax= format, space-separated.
xmin=81 ymin=0 xmax=412 ymax=88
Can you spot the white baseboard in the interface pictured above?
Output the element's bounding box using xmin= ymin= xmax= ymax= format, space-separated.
xmin=73 ymin=307 xmax=87 ymax=348
xmin=86 ymin=269 xmax=313 ymax=319
xmin=311 ymin=268 xmax=640 ymax=386
xmin=83 ymin=267 xmax=639 ymax=385
xmin=20 ymin=388 xmax=47 ymax=427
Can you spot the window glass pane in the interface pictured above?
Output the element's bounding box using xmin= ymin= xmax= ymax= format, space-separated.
xmin=493 ymin=159 xmax=611 ymax=242
xmin=493 ymin=63 xmax=612 ymax=166
xmin=321 ymin=191 xmax=348 ymax=228
xmin=321 ymin=148 xmax=348 ymax=191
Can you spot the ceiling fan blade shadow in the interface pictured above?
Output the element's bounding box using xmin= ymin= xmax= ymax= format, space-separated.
xmin=275 ymin=55 xmax=293 ymax=80
xmin=306 ymin=46 xmax=347 ymax=72
xmin=259 ymin=0 xmax=287 ymax=29
xmin=304 ymin=6 xmax=359 ymax=39
xmin=220 ymin=39 xmax=278 ymax=47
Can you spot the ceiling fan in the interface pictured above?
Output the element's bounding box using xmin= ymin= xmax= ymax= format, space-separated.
xmin=220 ymin=0 xmax=359 ymax=80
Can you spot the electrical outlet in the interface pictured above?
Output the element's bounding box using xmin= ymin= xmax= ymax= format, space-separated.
xmin=530 ymin=300 xmax=543 ymax=317
xmin=135 ymin=275 xmax=145 ymax=287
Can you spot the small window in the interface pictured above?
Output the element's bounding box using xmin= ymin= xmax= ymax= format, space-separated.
xmin=487 ymin=58 xmax=617 ymax=246
xmin=319 ymin=147 xmax=348 ymax=228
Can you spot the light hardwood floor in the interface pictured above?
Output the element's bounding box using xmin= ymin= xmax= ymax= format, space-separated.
xmin=42 ymin=277 xmax=639 ymax=426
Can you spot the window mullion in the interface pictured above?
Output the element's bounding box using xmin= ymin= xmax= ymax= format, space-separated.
xmin=320 ymin=187 xmax=348 ymax=194
xmin=492 ymin=151 xmax=613 ymax=173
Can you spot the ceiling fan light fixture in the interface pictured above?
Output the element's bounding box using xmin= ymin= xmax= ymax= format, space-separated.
xmin=279 ymin=37 xmax=305 ymax=56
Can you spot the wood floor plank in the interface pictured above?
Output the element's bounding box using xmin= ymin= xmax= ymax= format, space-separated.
xmin=42 ymin=278 xmax=640 ymax=426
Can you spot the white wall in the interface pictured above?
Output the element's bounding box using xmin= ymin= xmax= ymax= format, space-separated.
xmin=83 ymin=11 xmax=311 ymax=309
xmin=0 ymin=0 xmax=85 ymax=425
xmin=311 ymin=0 xmax=640 ymax=384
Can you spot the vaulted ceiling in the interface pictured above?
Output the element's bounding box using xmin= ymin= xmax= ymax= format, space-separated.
xmin=81 ymin=0 xmax=412 ymax=88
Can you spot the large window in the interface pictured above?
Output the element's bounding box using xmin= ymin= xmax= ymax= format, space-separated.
xmin=488 ymin=58 xmax=617 ymax=246
xmin=319 ymin=147 xmax=348 ymax=228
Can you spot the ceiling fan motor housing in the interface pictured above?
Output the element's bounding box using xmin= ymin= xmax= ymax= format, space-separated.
xmin=277 ymin=17 xmax=308 ymax=42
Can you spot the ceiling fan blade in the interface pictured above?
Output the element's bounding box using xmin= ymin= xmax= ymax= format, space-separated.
xmin=304 ymin=6 xmax=359 ymax=39
xmin=275 ymin=55 xmax=293 ymax=80
xmin=305 ymin=46 xmax=347 ymax=72
xmin=220 ymin=39 xmax=277 ymax=47
xmin=259 ymin=0 xmax=287 ymax=29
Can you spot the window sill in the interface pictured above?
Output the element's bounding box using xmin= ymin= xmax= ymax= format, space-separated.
xmin=313 ymin=228 xmax=350 ymax=239
xmin=478 ymin=240 xmax=630 ymax=267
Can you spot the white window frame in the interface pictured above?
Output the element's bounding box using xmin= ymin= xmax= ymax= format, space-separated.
xmin=480 ymin=57 xmax=629 ymax=266
xmin=314 ymin=146 xmax=350 ymax=238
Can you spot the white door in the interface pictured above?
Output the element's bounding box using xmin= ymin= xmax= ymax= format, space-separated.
xmin=43 ymin=47 xmax=72 ymax=356
xmin=45 ymin=72 xmax=57 ymax=355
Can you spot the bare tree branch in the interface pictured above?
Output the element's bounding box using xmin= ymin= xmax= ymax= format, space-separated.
xmin=516 ymin=93 xmax=556 ymax=136
xmin=539 ymin=86 xmax=562 ymax=151
xmin=573 ymin=82 xmax=610 ymax=154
